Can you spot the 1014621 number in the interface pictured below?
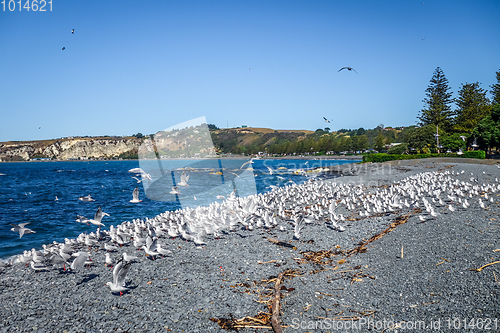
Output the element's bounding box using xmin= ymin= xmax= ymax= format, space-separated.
xmin=1 ymin=0 xmax=52 ymax=11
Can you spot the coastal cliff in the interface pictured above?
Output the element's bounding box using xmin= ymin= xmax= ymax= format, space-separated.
xmin=0 ymin=137 xmax=143 ymax=161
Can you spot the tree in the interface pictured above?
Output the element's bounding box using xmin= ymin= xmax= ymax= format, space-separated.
xmin=440 ymin=133 xmax=468 ymax=151
xmin=418 ymin=67 xmax=454 ymax=131
xmin=491 ymin=69 xmax=500 ymax=105
xmin=208 ymin=124 xmax=219 ymax=131
xmin=356 ymin=134 xmax=369 ymax=151
xmin=407 ymin=125 xmax=443 ymax=152
xmin=324 ymin=127 xmax=331 ymax=132
xmin=453 ymin=82 xmax=491 ymax=133
xmin=374 ymin=132 xmax=385 ymax=152
xmin=356 ymin=127 xmax=366 ymax=136
xmin=471 ymin=104 xmax=500 ymax=153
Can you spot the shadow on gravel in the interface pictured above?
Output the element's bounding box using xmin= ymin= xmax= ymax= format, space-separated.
xmin=76 ymin=273 xmax=99 ymax=286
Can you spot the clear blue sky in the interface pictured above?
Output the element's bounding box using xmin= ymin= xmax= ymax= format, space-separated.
xmin=1 ymin=0 xmax=499 ymax=141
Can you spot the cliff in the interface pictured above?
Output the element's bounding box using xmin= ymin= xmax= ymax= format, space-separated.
xmin=0 ymin=137 xmax=143 ymax=161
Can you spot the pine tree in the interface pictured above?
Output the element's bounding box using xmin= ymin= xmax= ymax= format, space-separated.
xmin=418 ymin=67 xmax=454 ymax=131
xmin=490 ymin=69 xmax=500 ymax=105
xmin=453 ymin=82 xmax=491 ymax=133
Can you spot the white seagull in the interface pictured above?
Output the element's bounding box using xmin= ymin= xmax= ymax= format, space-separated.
xmin=78 ymin=195 xmax=95 ymax=202
xmin=88 ymin=207 xmax=106 ymax=228
xmin=10 ymin=222 xmax=36 ymax=238
xmin=130 ymin=187 xmax=142 ymax=203
xmin=106 ymin=259 xmax=132 ymax=296
xmin=177 ymin=171 xmax=190 ymax=187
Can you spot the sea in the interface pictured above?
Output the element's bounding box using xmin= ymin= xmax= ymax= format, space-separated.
xmin=0 ymin=158 xmax=359 ymax=259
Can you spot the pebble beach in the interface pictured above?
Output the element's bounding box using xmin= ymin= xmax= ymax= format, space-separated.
xmin=1 ymin=158 xmax=499 ymax=333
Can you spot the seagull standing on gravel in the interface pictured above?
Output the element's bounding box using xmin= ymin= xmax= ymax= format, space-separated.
xmin=130 ymin=187 xmax=142 ymax=203
xmin=123 ymin=252 xmax=137 ymax=262
xmin=106 ymin=259 xmax=132 ymax=296
xmin=104 ymin=243 xmax=118 ymax=252
xmin=105 ymin=253 xmax=114 ymax=267
xmin=70 ymin=252 xmax=89 ymax=271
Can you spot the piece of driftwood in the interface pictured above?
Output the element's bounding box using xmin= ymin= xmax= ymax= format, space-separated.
xmin=271 ymin=271 xmax=285 ymax=333
xmin=470 ymin=261 xmax=500 ymax=272
xmin=267 ymin=238 xmax=294 ymax=248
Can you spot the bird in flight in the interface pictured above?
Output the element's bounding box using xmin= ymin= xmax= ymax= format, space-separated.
xmin=338 ymin=67 xmax=357 ymax=74
xmin=323 ymin=117 xmax=330 ymax=123
xmin=71 ymin=29 xmax=75 ymax=34
xmin=62 ymin=47 xmax=65 ymax=50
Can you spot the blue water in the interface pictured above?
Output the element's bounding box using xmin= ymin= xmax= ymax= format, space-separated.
xmin=0 ymin=159 xmax=359 ymax=259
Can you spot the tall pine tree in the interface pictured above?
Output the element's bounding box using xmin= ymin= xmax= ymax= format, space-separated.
xmin=490 ymin=69 xmax=500 ymax=105
xmin=453 ymin=82 xmax=491 ymax=133
xmin=418 ymin=67 xmax=454 ymax=131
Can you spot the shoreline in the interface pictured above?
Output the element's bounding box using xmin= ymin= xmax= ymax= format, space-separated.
xmin=0 ymin=155 xmax=363 ymax=163
xmin=1 ymin=158 xmax=499 ymax=332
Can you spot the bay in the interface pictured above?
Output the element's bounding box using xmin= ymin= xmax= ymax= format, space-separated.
xmin=0 ymin=158 xmax=359 ymax=259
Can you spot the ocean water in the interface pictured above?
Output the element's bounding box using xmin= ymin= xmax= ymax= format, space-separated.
xmin=0 ymin=158 xmax=359 ymax=259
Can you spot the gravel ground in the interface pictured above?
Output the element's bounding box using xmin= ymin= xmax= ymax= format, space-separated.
xmin=0 ymin=159 xmax=499 ymax=333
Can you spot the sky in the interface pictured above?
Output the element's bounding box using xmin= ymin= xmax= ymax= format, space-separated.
xmin=0 ymin=0 xmax=499 ymax=142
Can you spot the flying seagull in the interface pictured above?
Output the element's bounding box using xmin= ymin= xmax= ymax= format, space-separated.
xmin=338 ymin=67 xmax=357 ymax=74
xmin=177 ymin=171 xmax=190 ymax=187
xmin=323 ymin=117 xmax=330 ymax=123
xmin=71 ymin=29 xmax=75 ymax=34
xmin=10 ymin=222 xmax=36 ymax=238
xmin=130 ymin=187 xmax=142 ymax=203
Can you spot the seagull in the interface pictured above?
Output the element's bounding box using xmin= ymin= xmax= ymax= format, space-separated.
xmin=170 ymin=187 xmax=181 ymax=195
xmin=71 ymin=29 xmax=74 ymax=34
xmin=323 ymin=117 xmax=330 ymax=123
xmin=130 ymin=187 xmax=142 ymax=203
xmin=70 ymin=252 xmax=89 ymax=271
xmin=131 ymin=177 xmax=142 ymax=183
xmin=177 ymin=171 xmax=190 ymax=187
xmin=106 ymin=259 xmax=132 ymax=296
xmin=123 ymin=252 xmax=137 ymax=262
xmin=30 ymin=261 xmax=47 ymax=272
xmin=75 ymin=215 xmax=89 ymax=225
xmin=156 ymin=243 xmax=172 ymax=257
xmin=88 ymin=207 xmax=106 ymax=228
xmin=79 ymin=195 xmax=95 ymax=202
xmin=338 ymin=67 xmax=358 ymax=74
xmin=142 ymin=236 xmax=159 ymax=259
xmin=105 ymin=253 xmax=114 ymax=267
xmin=240 ymin=159 xmax=255 ymax=169
xmin=128 ymin=168 xmax=152 ymax=181
xmin=10 ymin=222 xmax=36 ymax=238
xmin=104 ymin=242 xmax=118 ymax=252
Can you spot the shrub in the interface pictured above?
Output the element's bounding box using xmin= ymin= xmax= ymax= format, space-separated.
xmin=387 ymin=143 xmax=408 ymax=154
xmin=362 ymin=151 xmax=486 ymax=163
xmin=462 ymin=150 xmax=486 ymax=159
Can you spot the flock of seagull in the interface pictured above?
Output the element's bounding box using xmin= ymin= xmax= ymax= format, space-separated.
xmin=3 ymin=165 xmax=499 ymax=295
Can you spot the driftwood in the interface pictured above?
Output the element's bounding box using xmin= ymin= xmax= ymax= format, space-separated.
xmin=270 ymin=271 xmax=285 ymax=333
xmin=267 ymin=238 xmax=294 ymax=248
